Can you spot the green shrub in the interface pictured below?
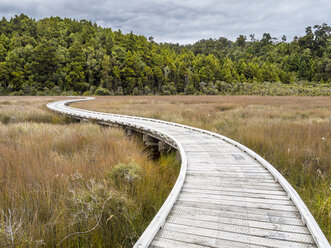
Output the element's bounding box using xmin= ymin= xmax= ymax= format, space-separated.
xmin=95 ymin=87 xmax=111 ymax=95
xmin=109 ymin=161 xmax=142 ymax=190
xmin=0 ymin=114 xmax=10 ymax=124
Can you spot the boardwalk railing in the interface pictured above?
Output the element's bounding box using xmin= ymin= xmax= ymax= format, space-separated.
xmin=47 ymin=97 xmax=330 ymax=248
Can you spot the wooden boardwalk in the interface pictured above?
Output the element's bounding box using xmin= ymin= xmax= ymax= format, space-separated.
xmin=47 ymin=97 xmax=330 ymax=248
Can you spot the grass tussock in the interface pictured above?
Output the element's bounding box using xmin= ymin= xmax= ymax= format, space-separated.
xmin=74 ymin=95 xmax=331 ymax=241
xmin=0 ymin=97 xmax=179 ymax=247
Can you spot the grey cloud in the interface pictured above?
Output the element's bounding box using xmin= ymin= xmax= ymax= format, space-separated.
xmin=0 ymin=0 xmax=330 ymax=44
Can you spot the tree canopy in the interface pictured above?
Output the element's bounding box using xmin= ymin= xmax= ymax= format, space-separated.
xmin=0 ymin=14 xmax=330 ymax=96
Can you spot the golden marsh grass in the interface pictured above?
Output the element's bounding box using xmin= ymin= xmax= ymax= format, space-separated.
xmin=0 ymin=97 xmax=179 ymax=247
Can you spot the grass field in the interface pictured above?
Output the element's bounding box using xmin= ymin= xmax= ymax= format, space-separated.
xmin=73 ymin=95 xmax=331 ymax=241
xmin=0 ymin=97 xmax=179 ymax=247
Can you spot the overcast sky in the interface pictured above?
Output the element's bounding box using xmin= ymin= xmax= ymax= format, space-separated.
xmin=0 ymin=0 xmax=330 ymax=44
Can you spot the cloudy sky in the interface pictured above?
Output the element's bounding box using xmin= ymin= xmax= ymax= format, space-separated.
xmin=0 ymin=0 xmax=330 ymax=44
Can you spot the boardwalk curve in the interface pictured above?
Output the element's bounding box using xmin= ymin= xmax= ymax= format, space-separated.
xmin=47 ymin=97 xmax=330 ymax=248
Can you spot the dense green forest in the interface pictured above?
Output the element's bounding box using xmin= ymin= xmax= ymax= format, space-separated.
xmin=0 ymin=14 xmax=330 ymax=96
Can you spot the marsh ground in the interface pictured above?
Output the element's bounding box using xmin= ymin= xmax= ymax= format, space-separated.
xmin=74 ymin=95 xmax=331 ymax=241
xmin=0 ymin=97 xmax=179 ymax=247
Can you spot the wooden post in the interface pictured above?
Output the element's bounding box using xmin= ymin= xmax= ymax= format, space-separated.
xmin=158 ymin=141 xmax=171 ymax=155
xmin=175 ymin=150 xmax=181 ymax=162
xmin=143 ymin=134 xmax=160 ymax=159
xmin=125 ymin=129 xmax=133 ymax=137
xmin=78 ymin=118 xmax=89 ymax=123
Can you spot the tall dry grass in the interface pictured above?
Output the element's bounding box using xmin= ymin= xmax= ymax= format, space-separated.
xmin=0 ymin=97 xmax=179 ymax=247
xmin=0 ymin=97 xmax=71 ymax=124
xmin=74 ymin=95 xmax=331 ymax=241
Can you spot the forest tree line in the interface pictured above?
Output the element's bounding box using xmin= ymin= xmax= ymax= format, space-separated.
xmin=0 ymin=14 xmax=330 ymax=96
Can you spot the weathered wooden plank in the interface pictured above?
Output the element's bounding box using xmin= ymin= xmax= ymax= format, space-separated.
xmin=186 ymin=170 xmax=273 ymax=176
xmin=187 ymin=158 xmax=257 ymax=165
xmin=150 ymin=238 xmax=209 ymax=248
xmin=185 ymin=174 xmax=279 ymax=183
xmin=178 ymin=195 xmax=298 ymax=212
xmin=187 ymin=166 xmax=268 ymax=171
xmin=176 ymin=200 xmax=301 ymax=218
xmin=167 ymin=215 xmax=313 ymax=243
xmin=187 ymin=169 xmax=268 ymax=175
xmin=187 ymin=172 xmax=276 ymax=182
xmin=161 ymin=223 xmax=316 ymax=248
xmin=187 ymin=155 xmax=256 ymax=162
xmin=182 ymin=185 xmax=287 ymax=196
xmin=186 ymin=150 xmax=253 ymax=155
xmin=188 ymin=164 xmax=263 ymax=170
xmin=180 ymin=191 xmax=294 ymax=206
xmin=170 ymin=206 xmax=307 ymax=230
xmin=185 ymin=176 xmax=276 ymax=185
xmin=192 ymin=154 xmax=257 ymax=161
xmin=185 ymin=178 xmax=283 ymax=191
xmin=181 ymin=187 xmax=289 ymax=200
xmin=179 ymin=141 xmax=234 ymax=147
xmin=184 ymin=149 xmax=247 ymax=154
xmin=183 ymin=144 xmax=235 ymax=148
xmin=187 ymin=170 xmax=271 ymax=175
xmin=172 ymin=205 xmax=305 ymax=226
xmin=153 ymin=230 xmax=265 ymax=248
